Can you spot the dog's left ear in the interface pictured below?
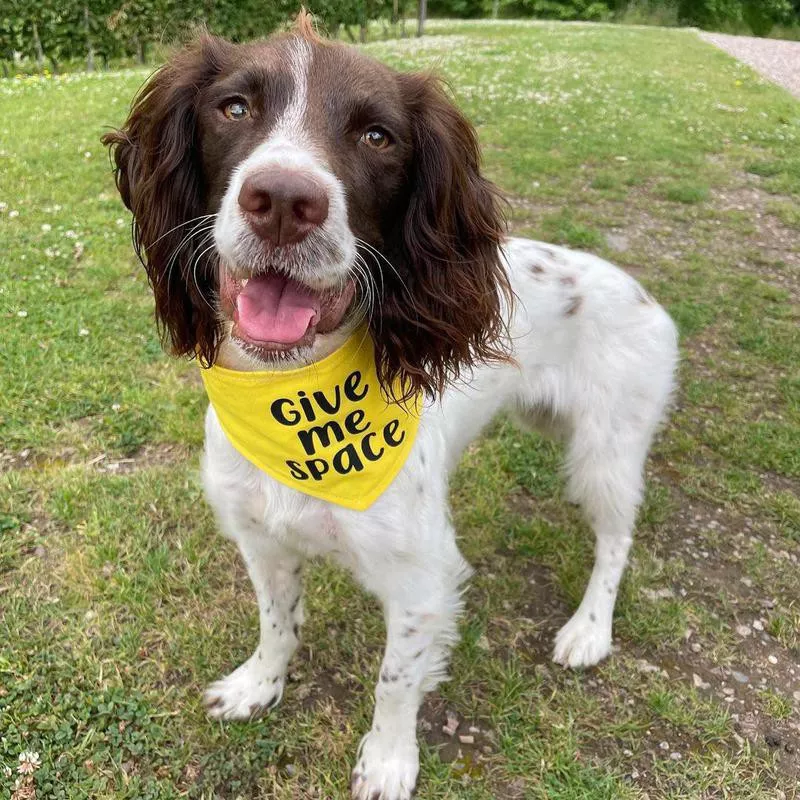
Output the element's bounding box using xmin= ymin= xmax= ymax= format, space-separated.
xmin=372 ymin=73 xmax=512 ymax=401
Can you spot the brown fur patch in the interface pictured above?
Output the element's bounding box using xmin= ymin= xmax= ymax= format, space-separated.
xmin=293 ymin=8 xmax=322 ymax=42
xmin=565 ymin=296 xmax=583 ymax=316
xmin=103 ymin=27 xmax=513 ymax=400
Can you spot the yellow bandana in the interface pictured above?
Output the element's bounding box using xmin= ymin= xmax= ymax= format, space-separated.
xmin=200 ymin=332 xmax=421 ymax=511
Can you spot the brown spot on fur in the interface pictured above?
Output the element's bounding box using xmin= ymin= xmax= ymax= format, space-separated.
xmin=565 ymin=296 xmax=583 ymax=316
xmin=560 ymin=275 xmax=577 ymax=286
xmin=531 ymin=263 xmax=545 ymax=274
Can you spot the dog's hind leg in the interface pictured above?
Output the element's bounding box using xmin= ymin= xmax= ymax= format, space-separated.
xmin=552 ymin=440 xmax=641 ymax=667
xmin=551 ymin=381 xmax=671 ymax=669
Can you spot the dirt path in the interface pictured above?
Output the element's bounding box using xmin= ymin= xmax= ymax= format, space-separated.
xmin=698 ymin=31 xmax=800 ymax=99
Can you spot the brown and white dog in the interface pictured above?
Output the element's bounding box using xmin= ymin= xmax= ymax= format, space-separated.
xmin=104 ymin=14 xmax=678 ymax=799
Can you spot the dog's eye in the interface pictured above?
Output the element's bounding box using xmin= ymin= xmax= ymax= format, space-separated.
xmin=360 ymin=127 xmax=392 ymax=150
xmin=223 ymin=101 xmax=250 ymax=121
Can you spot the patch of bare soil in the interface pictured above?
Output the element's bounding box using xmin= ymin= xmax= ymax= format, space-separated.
xmin=633 ymin=477 xmax=800 ymax=780
xmin=711 ymin=184 xmax=800 ymax=299
xmin=0 ymin=442 xmax=190 ymax=476
xmin=418 ymin=694 xmax=497 ymax=776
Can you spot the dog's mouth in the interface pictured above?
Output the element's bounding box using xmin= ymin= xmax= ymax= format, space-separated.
xmin=220 ymin=267 xmax=356 ymax=353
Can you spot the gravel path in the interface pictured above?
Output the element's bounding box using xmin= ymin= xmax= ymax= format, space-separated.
xmin=698 ymin=31 xmax=800 ymax=99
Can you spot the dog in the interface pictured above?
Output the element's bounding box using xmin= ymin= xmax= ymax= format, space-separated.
xmin=103 ymin=14 xmax=678 ymax=799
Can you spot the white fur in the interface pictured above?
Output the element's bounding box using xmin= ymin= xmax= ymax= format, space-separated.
xmin=201 ymin=233 xmax=678 ymax=798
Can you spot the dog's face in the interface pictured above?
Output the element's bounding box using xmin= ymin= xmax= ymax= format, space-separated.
xmin=103 ymin=15 xmax=510 ymax=398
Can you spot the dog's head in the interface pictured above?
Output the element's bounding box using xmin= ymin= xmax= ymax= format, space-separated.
xmin=103 ymin=13 xmax=510 ymax=398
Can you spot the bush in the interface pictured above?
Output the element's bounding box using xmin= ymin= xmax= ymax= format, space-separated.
xmin=615 ymin=0 xmax=680 ymax=26
xmin=742 ymin=0 xmax=794 ymax=35
xmin=676 ymin=0 xmax=793 ymax=33
xmin=498 ymin=0 xmax=612 ymax=20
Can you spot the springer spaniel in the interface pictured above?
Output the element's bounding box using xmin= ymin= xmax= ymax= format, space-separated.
xmin=104 ymin=15 xmax=678 ymax=799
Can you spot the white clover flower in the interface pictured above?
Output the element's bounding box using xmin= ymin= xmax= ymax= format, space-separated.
xmin=8 ymin=209 xmax=19 ymax=218
xmin=17 ymin=310 xmax=27 ymax=318
xmin=79 ymin=328 xmax=89 ymax=336
xmin=17 ymin=751 xmax=41 ymax=774
xmin=41 ymin=223 xmax=52 ymax=232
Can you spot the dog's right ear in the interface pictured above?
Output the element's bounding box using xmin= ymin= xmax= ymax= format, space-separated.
xmin=102 ymin=36 xmax=233 ymax=365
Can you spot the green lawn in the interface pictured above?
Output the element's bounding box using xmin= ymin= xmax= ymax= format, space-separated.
xmin=2 ymin=19 xmax=799 ymax=800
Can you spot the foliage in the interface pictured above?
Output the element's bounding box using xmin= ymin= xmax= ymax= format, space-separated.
xmin=1 ymin=0 xmax=798 ymax=76
xmin=496 ymin=0 xmax=612 ymax=20
xmin=742 ymin=0 xmax=795 ymax=35
xmin=0 ymin=0 xmax=394 ymax=74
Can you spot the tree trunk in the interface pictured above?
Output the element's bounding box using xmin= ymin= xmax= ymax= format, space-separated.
xmin=84 ymin=6 xmax=95 ymax=72
xmin=491 ymin=0 xmax=500 ymax=18
xmin=360 ymin=0 xmax=369 ymax=43
xmin=392 ymin=0 xmax=399 ymax=31
xmin=344 ymin=25 xmax=357 ymax=43
xmin=1 ymin=61 xmax=9 ymax=79
xmin=417 ymin=0 xmax=427 ymax=37
xmin=134 ymin=35 xmax=144 ymax=64
xmin=32 ymin=21 xmax=44 ymax=73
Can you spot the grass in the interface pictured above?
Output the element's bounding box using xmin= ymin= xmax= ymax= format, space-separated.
xmin=2 ymin=18 xmax=800 ymax=800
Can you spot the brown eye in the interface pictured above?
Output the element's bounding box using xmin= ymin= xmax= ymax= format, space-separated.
xmin=223 ymin=100 xmax=250 ymax=121
xmin=360 ymin=127 xmax=392 ymax=150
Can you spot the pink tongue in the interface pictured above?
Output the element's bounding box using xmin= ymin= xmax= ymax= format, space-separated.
xmin=235 ymin=273 xmax=321 ymax=344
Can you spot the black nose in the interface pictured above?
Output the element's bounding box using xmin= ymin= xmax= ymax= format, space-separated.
xmin=238 ymin=168 xmax=330 ymax=246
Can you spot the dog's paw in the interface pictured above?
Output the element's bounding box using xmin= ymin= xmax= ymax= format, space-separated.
xmin=552 ymin=611 xmax=612 ymax=669
xmin=350 ymin=733 xmax=419 ymax=800
xmin=204 ymin=656 xmax=285 ymax=721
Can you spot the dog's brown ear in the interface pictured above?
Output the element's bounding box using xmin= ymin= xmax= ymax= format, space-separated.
xmin=373 ymin=73 xmax=512 ymax=401
xmin=102 ymin=36 xmax=233 ymax=365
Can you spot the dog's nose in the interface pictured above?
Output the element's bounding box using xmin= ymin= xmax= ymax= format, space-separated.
xmin=238 ymin=169 xmax=329 ymax=247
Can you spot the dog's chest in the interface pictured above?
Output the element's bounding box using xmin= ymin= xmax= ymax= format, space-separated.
xmin=241 ymin=473 xmax=356 ymax=563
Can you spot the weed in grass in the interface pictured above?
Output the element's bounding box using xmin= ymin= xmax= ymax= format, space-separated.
xmin=663 ymin=183 xmax=709 ymax=205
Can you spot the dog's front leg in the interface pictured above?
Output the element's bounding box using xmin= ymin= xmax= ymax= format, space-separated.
xmin=204 ymin=531 xmax=304 ymax=720
xmin=351 ymin=534 xmax=470 ymax=800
